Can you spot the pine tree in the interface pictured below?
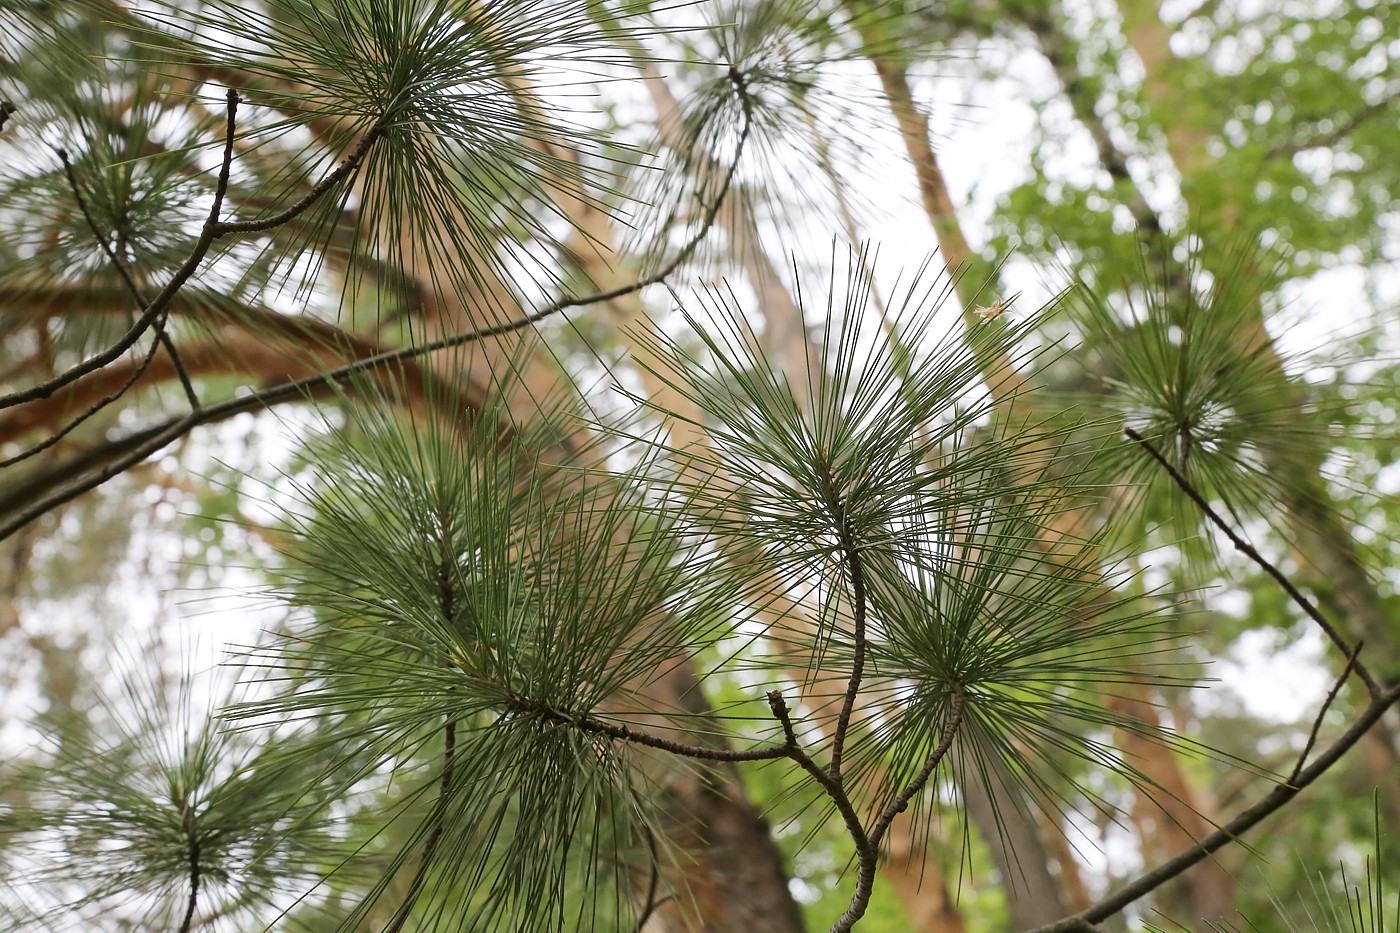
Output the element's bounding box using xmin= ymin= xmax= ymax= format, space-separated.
xmin=1 ymin=1 xmax=1396 ymax=931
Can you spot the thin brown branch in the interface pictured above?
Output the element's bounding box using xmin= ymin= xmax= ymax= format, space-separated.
xmin=1031 ymin=685 xmax=1400 ymax=933
xmin=0 ymin=321 xmax=164 ymax=469
xmin=828 ymin=517 xmax=867 ymax=782
xmin=0 ymin=91 xmax=243 ymax=414
xmin=177 ymin=807 xmax=201 ymax=933
xmin=632 ymin=825 xmax=663 ymax=933
xmin=0 ymin=88 xmax=379 ymax=419
xmin=766 ymin=688 xmax=879 ymax=916
xmin=156 ymin=328 xmax=201 ymax=410
xmin=767 ymin=708 xmax=876 ymax=933
xmin=58 ymin=149 xmax=202 ymax=413
xmin=58 ymin=148 xmax=146 ymax=304
xmin=1291 ymin=641 xmax=1362 ymax=784
xmin=508 ymin=695 xmax=791 ymax=764
xmin=384 ymin=720 xmax=457 ymax=933
xmin=207 ymin=115 xmax=383 ymax=237
xmin=1125 ymin=426 xmax=1382 ymax=696
xmin=868 ymin=687 xmax=966 ymax=851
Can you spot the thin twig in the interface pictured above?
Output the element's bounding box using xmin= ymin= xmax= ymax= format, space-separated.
xmin=1290 ymin=641 xmax=1362 ymax=784
xmin=177 ymin=806 xmax=201 ymax=933
xmin=1030 ymin=684 xmax=1400 ymax=933
xmin=832 ymin=688 xmax=967 ymax=933
xmin=58 ymin=148 xmax=145 ymax=302
xmin=0 ymin=92 xmax=240 ymax=413
xmin=767 ymin=690 xmax=801 ymax=748
xmin=0 ymin=318 xmax=166 ymax=469
xmin=508 ymin=696 xmax=791 ymax=763
xmin=868 ymin=687 xmax=966 ymax=850
xmin=828 ymin=518 xmax=867 ymax=783
xmin=632 ymin=825 xmax=663 ymax=933
xmin=58 ymin=150 xmax=202 ymax=411
xmin=767 ymin=688 xmax=876 ymax=879
xmin=766 ymin=693 xmax=878 ymax=933
xmin=0 ymin=85 xmax=755 ymax=541
xmin=156 ymin=327 xmax=202 ymax=409
xmin=1124 ymin=426 xmax=1382 ymax=697
xmin=384 ymin=720 xmax=457 ymax=933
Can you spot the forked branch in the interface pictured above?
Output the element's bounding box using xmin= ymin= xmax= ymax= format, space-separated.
xmin=1125 ymin=427 xmax=1382 ymax=696
xmin=1030 ymin=684 xmax=1400 ymax=933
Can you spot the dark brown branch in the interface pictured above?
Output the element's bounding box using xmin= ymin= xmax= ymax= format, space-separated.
xmin=206 ymin=114 xmax=384 ymax=237
xmin=1291 ymin=641 xmax=1361 ymax=784
xmin=0 ymin=88 xmax=379 ymax=418
xmin=1030 ymin=685 xmax=1400 ymax=933
xmin=156 ymin=328 xmax=201 ymax=410
xmin=0 ymin=91 xmax=243 ymax=413
xmin=510 ymin=696 xmax=791 ymax=764
xmin=58 ymin=149 xmax=146 ymax=304
xmin=58 ymin=149 xmax=202 ymax=412
xmin=767 ymin=688 xmax=879 ymax=933
xmin=177 ymin=806 xmax=201 ymax=933
xmin=0 ymin=101 xmax=16 ymax=134
xmin=1125 ymin=426 xmax=1382 ymax=696
xmin=0 ymin=321 xmax=165 ymax=469
xmin=768 ymin=695 xmax=876 ymax=933
xmin=632 ymin=825 xmax=663 ymax=933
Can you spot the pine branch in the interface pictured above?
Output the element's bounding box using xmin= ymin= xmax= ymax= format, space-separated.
xmin=0 ymin=90 xmax=243 ymax=413
xmin=0 ymin=88 xmax=382 ymax=418
xmin=1125 ymin=426 xmax=1383 ymax=696
xmin=504 ymin=695 xmax=792 ymax=764
xmin=827 ymin=513 xmax=867 ymax=783
xmin=0 ymin=83 xmax=755 ymax=542
xmin=1030 ymin=684 xmax=1400 ymax=933
xmin=868 ymin=687 xmax=964 ymax=851
xmin=177 ymin=802 xmax=201 ymax=933
xmin=384 ymin=720 xmax=456 ymax=933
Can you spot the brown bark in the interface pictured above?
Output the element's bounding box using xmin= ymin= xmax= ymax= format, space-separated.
xmin=559 ymin=181 xmax=811 ymax=933
xmin=0 ymin=293 xmax=472 ymax=444
xmin=1040 ymin=812 xmax=1093 ymax=915
xmin=1104 ymin=693 xmax=1235 ymax=925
